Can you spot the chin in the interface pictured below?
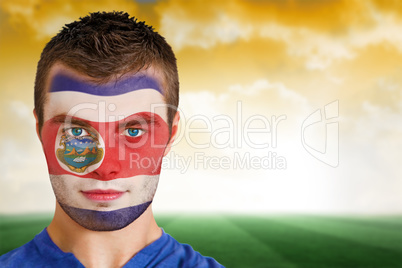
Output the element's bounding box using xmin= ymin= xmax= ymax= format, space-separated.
xmin=58 ymin=201 xmax=152 ymax=231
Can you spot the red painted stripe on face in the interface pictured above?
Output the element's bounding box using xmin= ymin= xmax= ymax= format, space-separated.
xmin=41 ymin=112 xmax=170 ymax=180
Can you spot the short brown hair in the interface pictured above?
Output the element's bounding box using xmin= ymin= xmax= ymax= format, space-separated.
xmin=35 ymin=11 xmax=179 ymax=133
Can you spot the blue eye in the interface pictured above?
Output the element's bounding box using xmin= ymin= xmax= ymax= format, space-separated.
xmin=66 ymin=128 xmax=88 ymax=137
xmin=71 ymin=128 xmax=82 ymax=136
xmin=125 ymin=128 xmax=144 ymax=137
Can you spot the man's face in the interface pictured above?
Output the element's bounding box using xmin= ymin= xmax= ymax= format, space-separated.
xmin=40 ymin=64 xmax=170 ymax=231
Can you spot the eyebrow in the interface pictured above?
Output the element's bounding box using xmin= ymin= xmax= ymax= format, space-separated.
xmin=119 ymin=114 xmax=161 ymax=128
xmin=50 ymin=115 xmax=92 ymax=128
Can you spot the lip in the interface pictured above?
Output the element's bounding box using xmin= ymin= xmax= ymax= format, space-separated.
xmin=81 ymin=189 xmax=125 ymax=201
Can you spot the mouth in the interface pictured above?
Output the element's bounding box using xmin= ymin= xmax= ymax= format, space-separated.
xmin=81 ymin=189 xmax=125 ymax=202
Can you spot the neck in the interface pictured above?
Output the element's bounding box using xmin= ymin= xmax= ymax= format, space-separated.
xmin=47 ymin=202 xmax=161 ymax=268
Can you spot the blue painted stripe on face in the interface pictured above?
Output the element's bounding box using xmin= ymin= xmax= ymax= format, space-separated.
xmin=50 ymin=73 xmax=162 ymax=96
xmin=59 ymin=201 xmax=152 ymax=231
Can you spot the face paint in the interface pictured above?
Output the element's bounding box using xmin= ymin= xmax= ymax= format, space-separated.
xmin=42 ymin=113 xmax=169 ymax=178
xmin=50 ymin=73 xmax=163 ymax=95
xmin=42 ymin=71 xmax=170 ymax=231
xmin=56 ymin=126 xmax=104 ymax=173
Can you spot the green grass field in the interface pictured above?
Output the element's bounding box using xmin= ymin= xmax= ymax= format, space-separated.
xmin=1 ymin=214 xmax=401 ymax=267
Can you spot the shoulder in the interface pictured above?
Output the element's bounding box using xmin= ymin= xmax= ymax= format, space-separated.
xmin=161 ymin=235 xmax=223 ymax=268
xmin=0 ymin=239 xmax=40 ymax=267
xmin=128 ymin=231 xmax=224 ymax=268
xmin=0 ymin=229 xmax=84 ymax=268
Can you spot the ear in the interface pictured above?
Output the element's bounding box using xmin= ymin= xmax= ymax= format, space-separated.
xmin=33 ymin=109 xmax=42 ymax=142
xmin=163 ymin=111 xmax=180 ymax=156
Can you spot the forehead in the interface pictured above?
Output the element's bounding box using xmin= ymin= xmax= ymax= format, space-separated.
xmin=43 ymin=65 xmax=167 ymax=123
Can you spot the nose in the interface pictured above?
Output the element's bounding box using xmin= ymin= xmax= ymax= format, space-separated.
xmin=92 ymin=146 xmax=121 ymax=181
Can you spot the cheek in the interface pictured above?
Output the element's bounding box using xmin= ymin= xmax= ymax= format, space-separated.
xmin=41 ymin=121 xmax=63 ymax=175
xmin=101 ymin=117 xmax=170 ymax=178
xmin=49 ymin=174 xmax=77 ymax=203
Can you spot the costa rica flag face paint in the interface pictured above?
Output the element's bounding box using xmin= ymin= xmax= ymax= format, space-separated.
xmin=41 ymin=66 xmax=171 ymax=231
xmin=56 ymin=123 xmax=104 ymax=174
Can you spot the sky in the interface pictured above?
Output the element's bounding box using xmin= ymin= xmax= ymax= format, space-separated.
xmin=0 ymin=0 xmax=401 ymax=214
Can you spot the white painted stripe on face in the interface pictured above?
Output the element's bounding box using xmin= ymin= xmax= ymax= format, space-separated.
xmin=44 ymin=89 xmax=168 ymax=123
xmin=49 ymin=174 xmax=159 ymax=211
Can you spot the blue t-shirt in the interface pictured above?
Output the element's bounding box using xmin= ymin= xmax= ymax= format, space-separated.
xmin=0 ymin=229 xmax=224 ymax=267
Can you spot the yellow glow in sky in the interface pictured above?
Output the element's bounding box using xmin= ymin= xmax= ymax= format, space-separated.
xmin=0 ymin=0 xmax=401 ymax=214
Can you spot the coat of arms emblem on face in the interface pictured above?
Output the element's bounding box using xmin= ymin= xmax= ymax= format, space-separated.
xmin=56 ymin=128 xmax=104 ymax=173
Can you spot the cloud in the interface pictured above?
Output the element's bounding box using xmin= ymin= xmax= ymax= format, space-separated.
xmin=258 ymin=24 xmax=355 ymax=70
xmin=9 ymin=100 xmax=33 ymax=124
xmin=180 ymin=78 xmax=310 ymax=121
xmin=157 ymin=0 xmax=402 ymax=70
xmin=0 ymin=0 xmax=138 ymax=39
xmin=173 ymin=76 xmax=402 ymax=214
xmin=229 ymin=79 xmax=308 ymax=104
xmin=175 ymin=78 xmax=311 ymax=157
xmin=159 ymin=9 xmax=252 ymax=50
xmin=0 ymin=136 xmax=52 ymax=213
